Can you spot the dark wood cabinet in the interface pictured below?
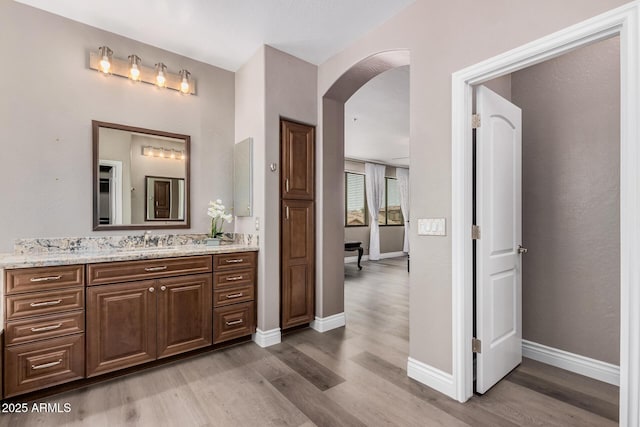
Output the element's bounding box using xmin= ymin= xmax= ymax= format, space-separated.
xmin=157 ymin=274 xmax=212 ymax=359
xmin=3 ymin=264 xmax=86 ymax=397
xmin=212 ymin=252 xmax=257 ymax=344
xmin=86 ymin=280 xmax=157 ymax=377
xmin=87 ymin=271 xmax=213 ymax=375
xmin=281 ymin=120 xmax=315 ymax=200
xmin=281 ymin=199 xmax=315 ymax=328
xmin=280 ymin=119 xmax=316 ymax=330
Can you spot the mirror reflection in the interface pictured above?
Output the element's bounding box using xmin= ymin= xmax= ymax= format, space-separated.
xmin=93 ymin=121 xmax=190 ymax=230
xmin=234 ymin=138 xmax=253 ymax=217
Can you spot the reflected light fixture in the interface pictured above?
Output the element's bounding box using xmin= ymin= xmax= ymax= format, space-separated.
xmin=179 ymin=69 xmax=191 ymax=94
xmin=98 ymin=46 xmax=113 ymax=74
xmin=155 ymin=63 xmax=167 ymax=88
xmin=128 ymin=55 xmax=141 ymax=81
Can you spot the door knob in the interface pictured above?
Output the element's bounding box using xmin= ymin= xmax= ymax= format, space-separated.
xmin=160 ymin=286 xmax=166 ymax=291
xmin=517 ymin=245 xmax=528 ymax=254
xmin=149 ymin=287 xmax=155 ymax=292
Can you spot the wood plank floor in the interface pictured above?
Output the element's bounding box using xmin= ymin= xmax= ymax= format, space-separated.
xmin=1 ymin=256 xmax=619 ymax=426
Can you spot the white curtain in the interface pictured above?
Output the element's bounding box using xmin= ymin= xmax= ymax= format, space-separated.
xmin=365 ymin=163 xmax=386 ymax=260
xmin=397 ymin=168 xmax=410 ymax=253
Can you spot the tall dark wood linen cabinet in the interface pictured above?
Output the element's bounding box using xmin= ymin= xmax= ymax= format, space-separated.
xmin=280 ymin=119 xmax=315 ymax=329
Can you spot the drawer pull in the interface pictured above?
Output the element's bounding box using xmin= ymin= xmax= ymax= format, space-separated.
xmin=225 ymin=319 xmax=244 ymax=326
xmin=226 ymin=275 xmax=244 ymax=281
xmin=226 ymin=293 xmax=244 ymax=299
xmin=144 ymin=266 xmax=168 ymax=272
xmin=225 ymin=259 xmax=244 ymax=264
xmin=32 ymin=359 xmax=63 ymax=370
xmin=29 ymin=299 xmax=62 ymax=307
xmin=29 ymin=275 xmax=62 ymax=283
xmin=30 ymin=323 xmax=63 ymax=332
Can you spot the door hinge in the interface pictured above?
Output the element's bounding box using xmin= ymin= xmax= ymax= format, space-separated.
xmin=472 ymin=338 xmax=482 ymax=353
xmin=472 ymin=225 xmax=481 ymax=240
xmin=472 ymin=114 xmax=481 ymax=129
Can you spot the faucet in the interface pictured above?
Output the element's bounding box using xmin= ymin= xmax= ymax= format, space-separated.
xmin=143 ymin=230 xmax=150 ymax=248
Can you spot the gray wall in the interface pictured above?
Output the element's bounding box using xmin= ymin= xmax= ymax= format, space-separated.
xmin=512 ymin=37 xmax=620 ymax=364
xmin=317 ymin=0 xmax=630 ymax=373
xmin=0 ymin=2 xmax=235 ymax=252
xmin=235 ymin=46 xmax=318 ymax=332
xmin=344 ymin=160 xmax=405 ymax=256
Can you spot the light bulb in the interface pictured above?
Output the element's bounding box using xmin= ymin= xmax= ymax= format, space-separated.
xmin=159 ymin=150 xmax=164 ymax=158
xmin=128 ymin=55 xmax=141 ymax=81
xmin=180 ymin=79 xmax=189 ymax=94
xmin=98 ymin=46 xmax=112 ymax=74
xmin=100 ymin=57 xmax=111 ymax=73
xmin=155 ymin=63 xmax=167 ymax=88
xmin=179 ymin=69 xmax=191 ymax=94
xmin=181 ymin=152 xmax=186 ymax=160
xmin=170 ymin=151 xmax=176 ymax=159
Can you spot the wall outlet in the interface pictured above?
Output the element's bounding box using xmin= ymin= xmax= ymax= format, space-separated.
xmin=255 ymin=217 xmax=260 ymax=231
xmin=418 ymin=218 xmax=446 ymax=236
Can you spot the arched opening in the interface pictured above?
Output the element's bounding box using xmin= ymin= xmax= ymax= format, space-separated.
xmin=316 ymin=50 xmax=410 ymax=333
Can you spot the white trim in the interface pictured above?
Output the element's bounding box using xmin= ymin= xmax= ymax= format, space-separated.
xmin=522 ymin=340 xmax=620 ymax=386
xmin=310 ymin=312 xmax=346 ymax=332
xmin=252 ymin=328 xmax=281 ymax=348
xmin=344 ymin=251 xmax=405 ymax=264
xmin=451 ymin=2 xmax=640 ymax=425
xmin=99 ymin=159 xmax=123 ymax=225
xmin=407 ymin=357 xmax=456 ymax=399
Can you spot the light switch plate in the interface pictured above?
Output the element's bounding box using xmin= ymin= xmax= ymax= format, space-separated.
xmin=418 ymin=218 xmax=446 ymax=236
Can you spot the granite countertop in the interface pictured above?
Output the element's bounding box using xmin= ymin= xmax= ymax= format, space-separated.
xmin=0 ymin=244 xmax=258 ymax=269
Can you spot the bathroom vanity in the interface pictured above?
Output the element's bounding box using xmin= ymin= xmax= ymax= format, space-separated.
xmin=0 ymin=242 xmax=257 ymax=399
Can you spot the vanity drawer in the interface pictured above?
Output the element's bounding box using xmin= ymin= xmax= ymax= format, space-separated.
xmin=5 ymin=265 xmax=84 ymax=295
xmin=213 ymin=269 xmax=255 ymax=289
xmin=214 ymin=301 xmax=255 ymax=343
xmin=5 ymin=310 xmax=84 ymax=346
xmin=213 ymin=284 xmax=254 ymax=307
xmin=213 ymin=252 xmax=257 ymax=271
xmin=6 ymin=288 xmax=84 ymax=320
xmin=87 ymin=255 xmax=212 ymax=286
xmin=4 ymin=333 xmax=84 ymax=398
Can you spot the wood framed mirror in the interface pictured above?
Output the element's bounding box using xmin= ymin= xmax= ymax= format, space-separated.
xmin=92 ymin=120 xmax=190 ymax=230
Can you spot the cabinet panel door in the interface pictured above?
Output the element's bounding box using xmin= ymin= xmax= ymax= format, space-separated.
xmin=157 ymin=274 xmax=212 ymax=359
xmin=86 ymin=280 xmax=157 ymax=377
xmin=281 ymin=200 xmax=315 ymax=328
xmin=281 ymin=120 xmax=315 ymax=200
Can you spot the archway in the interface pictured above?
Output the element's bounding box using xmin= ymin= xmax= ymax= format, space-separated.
xmin=314 ymin=50 xmax=410 ymax=331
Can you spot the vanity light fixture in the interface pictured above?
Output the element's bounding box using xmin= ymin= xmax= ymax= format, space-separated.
xmin=98 ymin=46 xmax=113 ymax=74
xmin=155 ymin=63 xmax=167 ymax=88
xmin=179 ymin=69 xmax=191 ymax=94
xmin=128 ymin=55 xmax=141 ymax=81
xmin=89 ymin=47 xmax=197 ymax=94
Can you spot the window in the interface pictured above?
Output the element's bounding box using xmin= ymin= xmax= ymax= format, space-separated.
xmin=345 ymin=172 xmax=367 ymax=226
xmin=379 ymin=177 xmax=404 ymax=226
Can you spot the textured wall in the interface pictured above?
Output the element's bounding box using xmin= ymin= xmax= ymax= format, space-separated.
xmin=512 ymin=37 xmax=620 ymax=364
xmin=0 ymin=2 xmax=235 ymax=253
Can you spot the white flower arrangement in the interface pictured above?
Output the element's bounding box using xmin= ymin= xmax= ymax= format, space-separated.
xmin=207 ymin=199 xmax=233 ymax=238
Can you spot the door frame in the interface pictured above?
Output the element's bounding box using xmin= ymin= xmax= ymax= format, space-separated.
xmin=451 ymin=2 xmax=640 ymax=425
xmin=98 ymin=159 xmax=123 ymax=225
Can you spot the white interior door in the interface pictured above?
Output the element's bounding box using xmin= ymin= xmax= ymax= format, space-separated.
xmin=475 ymin=85 xmax=523 ymax=394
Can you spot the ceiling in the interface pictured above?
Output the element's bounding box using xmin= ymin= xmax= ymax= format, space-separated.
xmin=16 ymin=0 xmax=414 ymax=71
xmin=345 ymin=66 xmax=410 ymax=167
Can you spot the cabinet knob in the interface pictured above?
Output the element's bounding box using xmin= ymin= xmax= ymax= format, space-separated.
xmin=160 ymin=286 xmax=167 ymax=291
xmin=149 ymin=287 xmax=155 ymax=292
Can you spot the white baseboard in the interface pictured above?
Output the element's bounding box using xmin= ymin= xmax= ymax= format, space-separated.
xmin=407 ymin=357 xmax=456 ymax=399
xmin=310 ymin=312 xmax=346 ymax=333
xmin=252 ymin=328 xmax=281 ymax=348
xmin=344 ymin=251 xmax=406 ymax=263
xmin=522 ymin=340 xmax=619 ymax=386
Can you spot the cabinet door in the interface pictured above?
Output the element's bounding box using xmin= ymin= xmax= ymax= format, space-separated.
xmin=281 ymin=200 xmax=315 ymax=328
xmin=281 ymin=120 xmax=315 ymax=200
xmin=157 ymin=274 xmax=212 ymax=359
xmin=86 ymin=280 xmax=157 ymax=377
